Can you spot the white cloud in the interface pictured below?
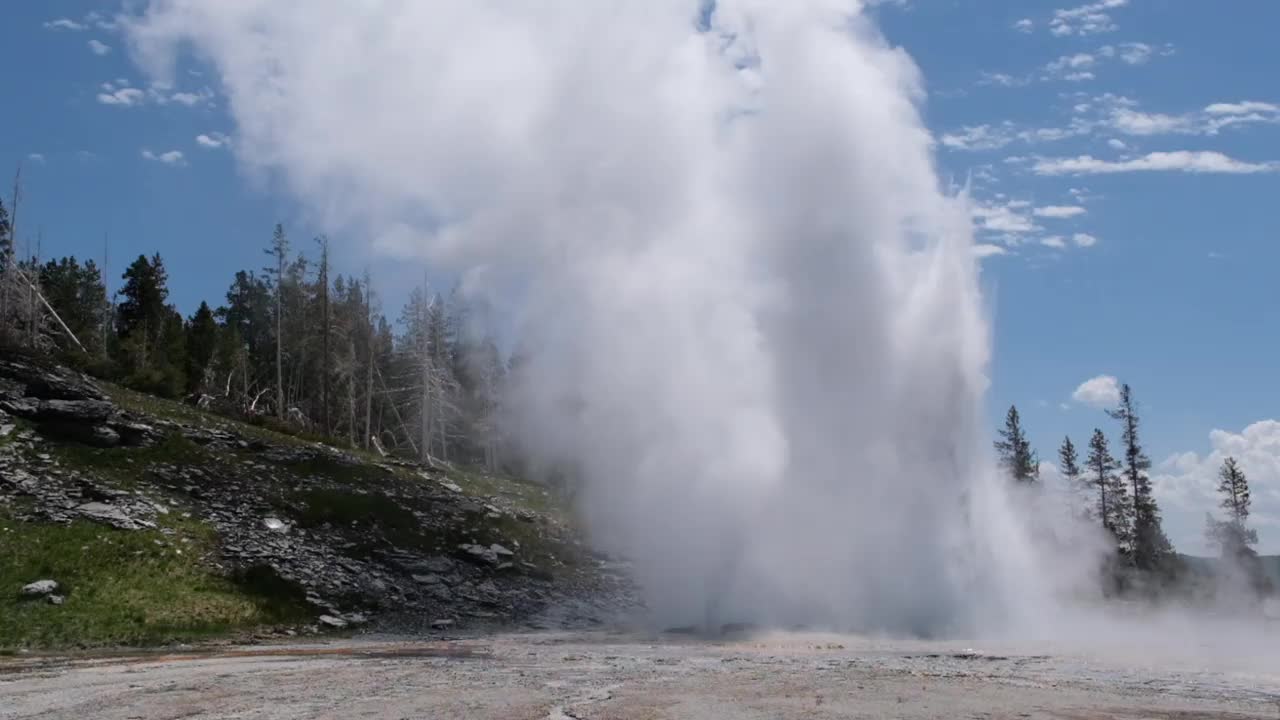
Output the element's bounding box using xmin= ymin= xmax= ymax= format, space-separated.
xmin=971 ymin=200 xmax=1040 ymax=234
xmin=972 ymin=243 xmax=1008 ymax=259
xmin=1109 ymin=108 xmax=1193 ymax=135
xmin=1072 ymin=232 xmax=1098 ymax=247
xmin=1072 ymin=374 xmax=1120 ymax=408
xmin=88 ymin=39 xmax=112 ymax=56
xmin=44 ymin=18 xmax=87 ymax=31
xmin=26 ymin=153 xmax=46 ymax=165
xmin=97 ymin=87 xmax=146 ymax=107
xmin=1033 ymin=151 xmax=1280 ymax=176
xmin=170 ymin=88 xmax=214 ymax=106
xmin=1041 ymin=236 xmax=1067 ymax=249
xmin=1116 ymin=42 xmax=1152 ymax=65
xmin=1049 ymin=0 xmax=1128 ymax=36
xmin=1106 ymin=138 xmax=1127 ymax=150
xmin=1014 ymin=18 xmax=1034 ymax=33
xmin=196 ymin=132 xmax=232 ymax=149
xmin=141 ymin=149 xmax=186 ymax=166
xmin=1205 ymin=101 xmax=1280 ymax=116
xmin=940 ymin=124 xmax=1015 ymax=151
xmin=1033 ymin=205 xmax=1087 ymax=219
xmin=1045 ymin=53 xmax=1096 ymax=80
xmin=1152 ymin=420 xmax=1280 ymax=554
xmin=978 ymin=72 xmax=1031 ymax=88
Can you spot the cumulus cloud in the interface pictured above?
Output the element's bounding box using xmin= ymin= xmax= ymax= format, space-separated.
xmin=88 ymin=39 xmax=112 ymax=56
xmin=196 ymin=132 xmax=231 ymax=149
xmin=1033 ymin=205 xmax=1086 ymax=219
xmin=1153 ymin=420 xmax=1280 ymax=554
xmin=1040 ymin=236 xmax=1067 ymax=249
xmin=1072 ymin=232 xmax=1098 ymax=247
xmin=141 ymin=149 xmax=186 ymax=166
xmin=1072 ymin=375 xmax=1120 ymax=408
xmin=1033 ymin=151 xmax=1279 ymax=176
xmin=1014 ymin=18 xmax=1034 ymax=33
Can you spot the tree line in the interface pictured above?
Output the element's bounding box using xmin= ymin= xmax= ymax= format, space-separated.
xmin=996 ymin=388 xmax=1266 ymax=594
xmin=0 ymin=198 xmax=503 ymax=468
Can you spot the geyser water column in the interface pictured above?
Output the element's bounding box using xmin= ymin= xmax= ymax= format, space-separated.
xmin=127 ymin=0 xmax=1040 ymax=635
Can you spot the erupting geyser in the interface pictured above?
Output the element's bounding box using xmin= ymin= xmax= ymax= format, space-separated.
xmin=129 ymin=0 xmax=1076 ymax=635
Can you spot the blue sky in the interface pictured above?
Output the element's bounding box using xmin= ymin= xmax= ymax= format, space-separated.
xmin=2 ymin=1 xmax=1278 ymax=553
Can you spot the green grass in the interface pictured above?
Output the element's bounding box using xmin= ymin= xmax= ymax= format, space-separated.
xmin=40 ymin=433 xmax=212 ymax=489
xmin=0 ymin=511 xmax=311 ymax=650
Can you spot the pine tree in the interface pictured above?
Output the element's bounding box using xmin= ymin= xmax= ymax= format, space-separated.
xmin=185 ymin=301 xmax=219 ymax=394
xmin=1058 ymin=435 xmax=1087 ymax=517
xmin=115 ymin=254 xmax=171 ymax=371
xmin=37 ymin=256 xmax=109 ymax=360
xmin=994 ymin=405 xmax=1039 ymax=482
xmin=1205 ymin=456 xmax=1257 ymax=556
xmin=1086 ymin=428 xmax=1130 ymax=545
xmin=1107 ymin=384 xmax=1172 ymax=570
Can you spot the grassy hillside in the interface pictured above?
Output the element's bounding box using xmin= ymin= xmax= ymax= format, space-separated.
xmin=1 ymin=377 xmax=591 ymax=651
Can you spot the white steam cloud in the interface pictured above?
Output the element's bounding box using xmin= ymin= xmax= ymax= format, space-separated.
xmin=125 ymin=1 xmax=1090 ymax=635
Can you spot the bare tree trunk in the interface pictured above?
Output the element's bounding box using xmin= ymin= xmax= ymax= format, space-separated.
xmin=317 ymin=236 xmax=331 ymax=437
xmin=362 ymin=271 xmax=375 ymax=450
xmin=1 ymin=164 xmax=23 ymax=348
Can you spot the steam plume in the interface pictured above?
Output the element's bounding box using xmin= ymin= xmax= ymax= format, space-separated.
xmin=127 ymin=0 xmax=1070 ymax=634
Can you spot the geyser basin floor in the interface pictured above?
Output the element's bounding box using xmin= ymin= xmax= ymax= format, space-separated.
xmin=2 ymin=632 xmax=1276 ymax=719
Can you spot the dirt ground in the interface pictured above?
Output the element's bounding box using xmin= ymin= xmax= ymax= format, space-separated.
xmin=2 ymin=630 xmax=1278 ymax=719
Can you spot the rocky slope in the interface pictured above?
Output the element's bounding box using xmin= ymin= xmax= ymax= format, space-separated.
xmin=0 ymin=356 xmax=633 ymax=647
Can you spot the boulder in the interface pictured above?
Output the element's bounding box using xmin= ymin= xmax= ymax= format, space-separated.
xmin=318 ymin=614 xmax=348 ymax=629
xmin=430 ymin=618 xmax=455 ymax=630
xmin=0 ymin=359 xmax=108 ymax=402
xmin=47 ymin=594 xmax=66 ymax=606
xmin=76 ymin=502 xmax=153 ymax=530
xmin=21 ymin=580 xmax=59 ymax=597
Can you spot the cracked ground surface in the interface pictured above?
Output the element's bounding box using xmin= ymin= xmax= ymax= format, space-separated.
xmin=2 ymin=630 xmax=1278 ymax=719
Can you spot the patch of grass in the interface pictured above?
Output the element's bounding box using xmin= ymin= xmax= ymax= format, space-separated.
xmin=42 ymin=433 xmax=211 ymax=489
xmin=0 ymin=511 xmax=311 ymax=650
xmin=449 ymin=467 xmax=563 ymax=516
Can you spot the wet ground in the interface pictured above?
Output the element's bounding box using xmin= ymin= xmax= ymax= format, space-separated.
xmin=2 ymin=629 xmax=1278 ymax=719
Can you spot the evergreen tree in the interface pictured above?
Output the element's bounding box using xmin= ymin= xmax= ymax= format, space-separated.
xmin=1107 ymin=384 xmax=1173 ymax=570
xmin=185 ymin=301 xmax=219 ymax=394
xmin=37 ymin=256 xmax=109 ymax=360
xmin=115 ymin=254 xmax=171 ymax=371
xmin=1086 ymin=428 xmax=1130 ymax=545
xmin=1205 ymin=456 xmax=1257 ymax=556
xmin=1058 ymin=435 xmax=1087 ymax=517
xmin=994 ymin=405 xmax=1039 ymax=482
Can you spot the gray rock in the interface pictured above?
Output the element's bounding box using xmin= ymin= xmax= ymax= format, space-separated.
xmin=490 ymin=543 xmax=515 ymax=558
xmin=21 ymin=580 xmax=59 ymax=596
xmin=318 ymin=614 xmax=348 ymax=629
xmin=88 ymin=425 xmax=121 ymax=448
xmin=439 ymin=480 xmax=463 ymax=494
xmin=76 ymin=502 xmax=153 ymax=530
xmin=262 ymin=517 xmax=289 ymax=533
xmin=412 ymin=573 xmax=442 ymax=585
xmin=430 ymin=618 xmax=455 ymax=630
xmin=0 ymin=423 xmax=14 ymax=438
xmin=47 ymin=594 xmax=65 ymax=606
